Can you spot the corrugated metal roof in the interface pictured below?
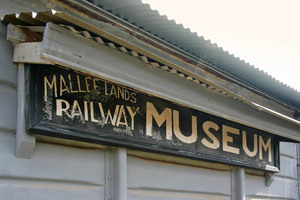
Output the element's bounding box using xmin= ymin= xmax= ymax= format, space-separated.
xmin=2 ymin=0 xmax=299 ymax=123
xmin=87 ymin=0 xmax=300 ymax=109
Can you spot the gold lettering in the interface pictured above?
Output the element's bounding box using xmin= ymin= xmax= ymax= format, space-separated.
xmin=105 ymin=105 xmax=120 ymax=126
xmin=201 ymin=121 xmax=220 ymax=149
xmin=90 ymin=102 xmax=99 ymax=123
xmin=85 ymin=77 xmax=91 ymax=93
xmin=93 ymin=78 xmax=100 ymax=91
xmin=59 ymin=74 xmax=69 ymax=96
xmin=127 ymin=106 xmax=140 ymax=130
xmin=56 ymin=99 xmax=71 ymax=118
xmin=125 ymin=89 xmax=130 ymax=101
xmin=259 ymin=136 xmax=272 ymax=162
xmin=116 ymin=105 xmax=128 ymax=127
xmin=173 ymin=110 xmax=197 ymax=144
xmin=242 ymin=131 xmax=258 ymax=157
xmin=71 ymin=100 xmax=83 ymax=120
xmin=222 ymin=125 xmax=240 ymax=154
xmin=110 ymin=85 xmax=117 ymax=97
xmin=44 ymin=75 xmax=57 ymax=101
xmin=84 ymin=101 xmax=88 ymax=121
xmin=117 ymin=87 xmax=124 ymax=99
xmin=68 ymin=74 xmax=78 ymax=93
xmin=104 ymin=81 xmax=108 ymax=95
xmin=146 ymin=102 xmax=172 ymax=140
xmin=130 ymin=92 xmax=137 ymax=103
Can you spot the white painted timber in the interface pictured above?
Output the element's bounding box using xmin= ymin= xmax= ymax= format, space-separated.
xmin=277 ymin=156 xmax=298 ymax=179
xmin=0 ymin=182 xmax=103 ymax=200
xmin=265 ymin=172 xmax=275 ymax=187
xmin=246 ymin=144 xmax=298 ymax=199
xmin=40 ymin=22 xmax=300 ymax=141
xmin=127 ymin=155 xmax=231 ymax=199
xmin=0 ymin=2 xmax=299 ymax=199
xmin=6 ymin=23 xmax=28 ymax=44
xmin=277 ymin=142 xmax=298 ymax=180
xmin=105 ymin=148 xmax=128 ymax=200
xmin=16 ymin=64 xmax=36 ymax=158
xmin=128 ymin=192 xmax=231 ymax=200
xmin=0 ymin=22 xmax=17 ymax=85
xmin=113 ymin=148 xmax=127 ymax=200
xmin=45 ymin=3 xmax=297 ymax=125
xmin=245 ymin=175 xmax=298 ymax=199
xmin=13 ymin=42 xmax=50 ymax=64
xmin=280 ymin=142 xmax=297 ymax=158
xmin=232 ymin=168 xmax=245 ymax=200
xmin=0 ymin=84 xmax=17 ymax=131
xmin=0 ymin=132 xmax=105 ymax=200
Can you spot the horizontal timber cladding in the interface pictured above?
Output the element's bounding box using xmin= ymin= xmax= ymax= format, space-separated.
xmin=26 ymin=64 xmax=279 ymax=172
xmin=127 ymin=155 xmax=232 ymax=199
xmin=0 ymin=133 xmax=105 ymax=199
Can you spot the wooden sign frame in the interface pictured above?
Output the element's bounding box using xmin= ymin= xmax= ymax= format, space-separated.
xmin=26 ymin=64 xmax=280 ymax=172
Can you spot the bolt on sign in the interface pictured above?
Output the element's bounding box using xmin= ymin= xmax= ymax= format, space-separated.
xmin=26 ymin=65 xmax=279 ymax=172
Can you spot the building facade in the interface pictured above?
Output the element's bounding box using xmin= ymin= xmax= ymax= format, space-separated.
xmin=1 ymin=0 xmax=300 ymax=199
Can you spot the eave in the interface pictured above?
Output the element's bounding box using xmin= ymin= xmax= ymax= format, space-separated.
xmin=2 ymin=0 xmax=300 ymax=141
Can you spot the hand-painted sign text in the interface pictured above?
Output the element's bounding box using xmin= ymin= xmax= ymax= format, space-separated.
xmin=27 ymin=65 xmax=279 ymax=172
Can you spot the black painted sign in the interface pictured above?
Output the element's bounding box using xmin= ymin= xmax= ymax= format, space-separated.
xmin=26 ymin=65 xmax=279 ymax=172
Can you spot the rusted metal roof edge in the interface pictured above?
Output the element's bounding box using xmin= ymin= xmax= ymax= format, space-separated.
xmin=6 ymin=22 xmax=300 ymax=142
xmin=89 ymin=0 xmax=300 ymax=106
xmin=47 ymin=0 xmax=300 ymax=123
xmin=8 ymin=0 xmax=298 ymax=124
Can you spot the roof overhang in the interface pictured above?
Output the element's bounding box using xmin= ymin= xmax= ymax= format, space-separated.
xmin=2 ymin=0 xmax=300 ymax=141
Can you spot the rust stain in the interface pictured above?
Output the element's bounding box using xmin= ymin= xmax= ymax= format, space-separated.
xmin=54 ymin=0 xmax=118 ymax=25
xmin=23 ymin=29 xmax=43 ymax=42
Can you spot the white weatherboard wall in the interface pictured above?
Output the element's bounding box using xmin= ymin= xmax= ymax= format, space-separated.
xmin=0 ymin=134 xmax=106 ymax=199
xmin=246 ymin=142 xmax=299 ymax=200
xmin=0 ymin=3 xmax=105 ymax=196
xmin=0 ymin=1 xmax=300 ymax=199
xmin=1 ymin=20 xmax=106 ymax=199
xmin=127 ymin=155 xmax=232 ymax=200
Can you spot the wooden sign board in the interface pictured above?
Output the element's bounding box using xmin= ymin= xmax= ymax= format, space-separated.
xmin=26 ymin=65 xmax=279 ymax=172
